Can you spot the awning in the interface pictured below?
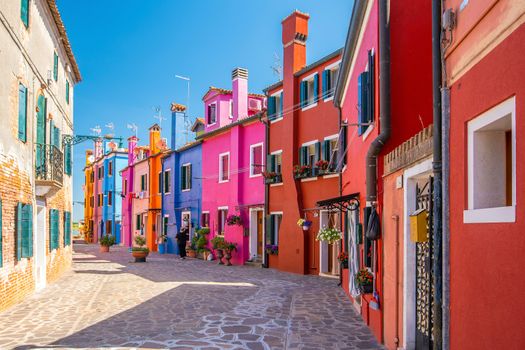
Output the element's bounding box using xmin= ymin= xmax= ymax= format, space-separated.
xmin=316 ymin=192 xmax=360 ymax=212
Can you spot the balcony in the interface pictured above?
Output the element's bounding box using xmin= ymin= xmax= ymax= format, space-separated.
xmin=35 ymin=144 xmax=63 ymax=197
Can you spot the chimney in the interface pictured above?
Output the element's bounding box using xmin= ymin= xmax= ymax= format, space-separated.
xmin=282 ymin=10 xmax=309 ymax=75
xmin=85 ymin=150 xmax=93 ymax=166
xmin=149 ymin=124 xmax=162 ymax=154
xmin=232 ymin=67 xmax=248 ymax=121
xmin=94 ymin=139 xmax=103 ymax=159
xmin=170 ymin=103 xmax=187 ymax=149
xmin=127 ymin=136 xmax=138 ymax=166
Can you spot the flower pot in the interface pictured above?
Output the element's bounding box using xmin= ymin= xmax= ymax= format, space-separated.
xmin=100 ymin=245 xmax=110 ymax=253
xmin=187 ymin=250 xmax=196 ymax=258
xmin=302 ymin=225 xmax=310 ymax=231
xmin=360 ymin=284 xmax=373 ymax=294
xmin=203 ymin=251 xmax=210 ymax=260
xmin=341 ymin=261 xmax=348 ymax=269
xmin=132 ymin=250 xmax=148 ymax=262
xmin=224 ymin=252 xmax=232 ymax=266
xmin=158 ymin=243 xmax=166 ymax=254
xmin=216 ymin=249 xmax=224 ymax=265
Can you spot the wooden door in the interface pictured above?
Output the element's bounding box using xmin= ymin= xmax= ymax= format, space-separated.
xmin=256 ymin=211 xmax=263 ymax=256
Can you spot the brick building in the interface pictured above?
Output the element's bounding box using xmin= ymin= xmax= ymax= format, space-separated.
xmin=0 ymin=0 xmax=80 ymax=312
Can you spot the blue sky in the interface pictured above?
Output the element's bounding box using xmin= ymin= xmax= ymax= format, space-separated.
xmin=58 ymin=0 xmax=353 ymax=221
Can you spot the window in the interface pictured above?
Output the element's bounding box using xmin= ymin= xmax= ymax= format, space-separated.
xmin=267 ymin=91 xmax=283 ymax=121
xmin=181 ymin=164 xmax=192 ymax=190
xmin=98 ymin=166 xmax=104 ymax=179
xmin=267 ymin=151 xmax=283 ymax=179
xmin=207 ymin=103 xmax=217 ymax=124
xmin=124 ymin=179 xmax=128 ymax=195
xmin=219 ymin=153 xmax=229 ymax=182
xmin=141 ymin=174 xmax=147 ymax=191
xmin=322 ymin=62 xmax=340 ymax=100
xmin=49 ymin=209 xmax=59 ymax=251
xmin=90 ymin=172 xmax=94 ymax=183
xmin=218 ymin=208 xmax=228 ymax=235
xmin=106 ymin=220 xmax=112 ymax=234
xmin=250 ymin=143 xmax=264 ymax=177
xmin=229 ymin=100 xmax=233 ymax=119
xmin=90 ymin=196 xmax=94 ymax=208
xmin=64 ymin=212 xmax=71 ymax=246
xmin=464 ymin=97 xmax=516 ymax=223
xmin=201 ymin=212 xmax=210 ymax=227
xmin=66 ymin=80 xmax=70 ymax=104
xmin=136 ymin=215 xmax=142 ymax=231
xmin=108 ymin=191 xmax=113 ymax=206
xmin=158 ymin=172 xmax=162 ymax=194
xmin=323 ymin=135 xmax=340 ymax=171
xmin=267 ymin=213 xmax=282 ymax=245
xmin=163 ymin=216 xmax=169 ymax=235
xmin=358 ymin=51 xmax=375 ymax=136
xmin=300 ymin=142 xmax=320 ymax=168
xmin=16 ymin=203 xmax=33 ymax=259
xmin=21 ymin=0 xmax=29 ymax=28
xmin=300 ymin=73 xmax=319 ymax=108
xmin=18 ymin=83 xmax=27 ymax=142
xmin=164 ymin=170 xmax=171 ymax=193
xmin=108 ymin=161 xmax=113 ymax=176
xmin=53 ymin=51 xmax=58 ymax=82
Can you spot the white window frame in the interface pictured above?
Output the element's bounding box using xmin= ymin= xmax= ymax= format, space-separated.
xmin=270 ymin=89 xmax=283 ymax=123
xmin=323 ymin=60 xmax=341 ymax=102
xmin=218 ymin=152 xmax=230 ymax=183
xmin=464 ymin=96 xmax=516 ymax=223
xmin=302 ymin=139 xmax=318 ymax=168
xmin=249 ymin=142 xmax=264 ymax=178
xmin=269 ymin=211 xmax=283 ymax=246
xmin=301 ymin=72 xmax=318 ymax=111
xmin=201 ymin=211 xmax=210 ymax=228
xmin=207 ymin=102 xmax=217 ymax=126
xmin=217 ymin=206 xmax=228 ymax=236
xmin=181 ymin=163 xmax=191 ymax=192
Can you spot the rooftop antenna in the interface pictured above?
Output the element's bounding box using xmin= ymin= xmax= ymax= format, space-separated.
xmin=127 ymin=123 xmax=138 ymax=137
xmin=104 ymin=122 xmax=115 ymax=138
xmin=153 ymin=106 xmax=166 ymax=129
xmin=175 ymin=74 xmax=191 ymax=131
xmin=90 ymin=125 xmax=101 ymax=136
xmin=271 ymin=52 xmax=283 ymax=79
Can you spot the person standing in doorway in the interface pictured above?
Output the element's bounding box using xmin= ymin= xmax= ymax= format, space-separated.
xmin=176 ymin=225 xmax=188 ymax=259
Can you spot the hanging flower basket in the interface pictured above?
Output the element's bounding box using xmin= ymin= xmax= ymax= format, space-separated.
xmin=297 ymin=218 xmax=312 ymax=231
xmin=226 ymin=214 xmax=242 ymax=226
xmin=316 ymin=227 xmax=342 ymax=244
xmin=265 ymin=244 xmax=279 ymax=255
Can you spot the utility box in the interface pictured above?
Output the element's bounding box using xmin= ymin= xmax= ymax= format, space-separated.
xmin=410 ymin=208 xmax=428 ymax=243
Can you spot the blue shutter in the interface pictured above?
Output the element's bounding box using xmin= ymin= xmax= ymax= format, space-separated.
xmin=21 ymin=0 xmax=29 ymax=27
xmin=17 ymin=203 xmax=23 ymax=260
xmin=53 ymin=52 xmax=58 ymax=81
xmin=64 ymin=212 xmax=71 ymax=246
xmin=322 ymin=70 xmax=328 ymax=97
xmin=299 ymin=146 xmax=306 ymax=166
xmin=265 ymin=216 xmax=272 ymax=245
xmin=323 ymin=140 xmax=331 ymax=161
xmin=270 ymin=215 xmax=276 ymax=244
xmin=368 ymin=50 xmax=375 ymax=123
xmin=313 ymin=74 xmax=319 ymax=103
xmin=279 ymin=92 xmax=283 ymax=118
xmin=358 ymin=72 xmax=369 ymax=136
xmin=300 ymin=81 xmax=306 ymax=107
xmin=267 ymin=96 xmax=276 ymax=121
xmin=188 ymin=164 xmax=192 ymax=189
xmin=24 ymin=204 xmax=33 ymax=257
xmin=315 ymin=142 xmax=321 ymax=162
xmin=18 ymin=84 xmax=27 ymax=142
xmin=0 ymin=199 xmax=3 ymax=267
xmin=341 ymin=125 xmax=348 ymax=166
xmin=267 ymin=154 xmax=275 ymax=172
xmin=64 ymin=143 xmax=72 ymax=175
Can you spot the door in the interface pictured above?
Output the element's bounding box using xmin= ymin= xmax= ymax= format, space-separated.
xmin=256 ymin=211 xmax=263 ymax=256
xmin=319 ymin=211 xmax=340 ymax=275
xmin=35 ymin=203 xmax=47 ymax=291
xmin=415 ymin=176 xmax=434 ymax=349
xmin=181 ymin=211 xmax=191 ymax=241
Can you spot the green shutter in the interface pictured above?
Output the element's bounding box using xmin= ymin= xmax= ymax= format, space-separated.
xmin=66 ymin=80 xmax=70 ymax=104
xmin=64 ymin=212 xmax=71 ymax=246
xmin=53 ymin=126 xmax=60 ymax=148
xmin=279 ymin=92 xmax=283 ymax=118
xmin=300 ymin=81 xmax=306 ymax=107
xmin=49 ymin=120 xmax=54 ymax=146
xmin=313 ymin=73 xmax=319 ymax=103
xmin=49 ymin=209 xmax=59 ymax=251
xmin=267 ymin=154 xmax=275 ymax=172
xmin=322 ymin=70 xmax=328 ymax=96
xmin=26 ymin=204 xmax=33 ymax=257
xmin=315 ymin=142 xmax=321 ymax=162
xmin=265 ymin=215 xmax=272 ymax=245
xmin=299 ymin=146 xmax=307 ymax=166
xmin=64 ymin=143 xmax=72 ymax=175
xmin=17 ymin=203 xmax=23 ymax=260
xmin=267 ymin=96 xmax=276 ymax=121
xmin=0 ymin=199 xmax=3 ymax=267
xmin=18 ymin=84 xmax=27 ymax=142
xmin=188 ymin=164 xmax=192 ymax=189
xmin=53 ymin=52 xmax=58 ymax=81
xmin=21 ymin=0 xmax=29 ymax=27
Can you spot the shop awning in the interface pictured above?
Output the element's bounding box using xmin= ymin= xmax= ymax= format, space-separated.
xmin=316 ymin=193 xmax=360 ymax=212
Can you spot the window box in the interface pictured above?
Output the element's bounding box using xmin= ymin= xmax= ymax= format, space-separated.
xmin=264 ymin=174 xmax=282 ymax=184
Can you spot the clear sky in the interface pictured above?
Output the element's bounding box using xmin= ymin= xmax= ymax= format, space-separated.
xmin=57 ymin=0 xmax=354 ymax=221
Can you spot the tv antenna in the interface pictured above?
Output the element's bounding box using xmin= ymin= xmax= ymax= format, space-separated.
xmin=90 ymin=125 xmax=101 ymax=136
xmin=127 ymin=123 xmax=138 ymax=137
xmin=153 ymin=106 xmax=166 ymax=129
xmin=271 ymin=52 xmax=282 ymax=79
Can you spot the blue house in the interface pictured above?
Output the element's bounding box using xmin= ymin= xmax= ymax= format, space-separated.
xmin=161 ymin=104 xmax=204 ymax=254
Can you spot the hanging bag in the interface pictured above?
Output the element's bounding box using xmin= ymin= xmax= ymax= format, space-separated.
xmin=366 ymin=207 xmax=381 ymax=240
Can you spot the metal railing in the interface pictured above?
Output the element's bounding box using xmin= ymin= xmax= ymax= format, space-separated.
xmin=35 ymin=144 xmax=63 ymax=185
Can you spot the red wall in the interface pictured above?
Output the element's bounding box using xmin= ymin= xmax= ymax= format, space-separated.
xmin=449 ymin=25 xmax=525 ymax=350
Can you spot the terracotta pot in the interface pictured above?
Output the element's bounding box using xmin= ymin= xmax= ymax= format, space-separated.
xmin=187 ymin=250 xmax=196 ymax=258
xmin=203 ymin=251 xmax=209 ymax=260
xmin=99 ymin=245 xmax=110 ymax=253
xmin=132 ymin=250 xmax=148 ymax=262
xmin=216 ymin=249 xmax=224 ymax=265
xmin=224 ymin=252 xmax=232 ymax=266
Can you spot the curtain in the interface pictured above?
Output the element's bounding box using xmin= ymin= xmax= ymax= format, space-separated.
xmin=348 ymin=210 xmax=360 ymax=297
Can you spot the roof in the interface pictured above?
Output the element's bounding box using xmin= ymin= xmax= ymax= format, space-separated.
xmin=294 ymin=48 xmax=343 ymax=77
xmin=196 ymin=112 xmax=265 ymax=140
xmin=176 ymin=139 xmax=202 ymax=152
xmin=263 ymin=81 xmax=283 ymax=93
xmin=334 ymin=0 xmax=369 ymax=107
xmin=191 ymin=118 xmax=205 ymax=132
xmin=202 ymin=86 xmax=266 ymax=100
xmin=46 ymin=0 xmax=81 ymax=83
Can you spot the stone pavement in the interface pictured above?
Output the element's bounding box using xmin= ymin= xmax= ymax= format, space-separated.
xmin=0 ymin=244 xmax=383 ymax=350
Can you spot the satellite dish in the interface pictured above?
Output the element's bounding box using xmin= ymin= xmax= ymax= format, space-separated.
xmin=88 ymin=155 xmax=95 ymax=163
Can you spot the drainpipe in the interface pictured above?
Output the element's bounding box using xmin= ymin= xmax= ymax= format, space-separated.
xmin=392 ymin=214 xmax=400 ymax=347
xmin=365 ymin=0 xmax=391 ymax=204
xmin=338 ymin=107 xmax=344 ymax=235
xmin=261 ymin=114 xmax=270 ymax=268
xmin=432 ymin=0 xmax=444 ymax=349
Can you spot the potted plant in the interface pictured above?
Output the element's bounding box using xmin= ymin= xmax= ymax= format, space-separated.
xmin=223 ymin=241 xmax=237 ymax=266
xmin=157 ymin=233 xmax=168 ymax=254
xmin=297 ymin=218 xmax=312 ymax=231
xmin=186 ymin=236 xmax=198 ymax=258
xmin=316 ymin=227 xmax=342 ymax=244
xmin=226 ymin=214 xmax=242 ymax=226
xmin=356 ymin=268 xmax=374 ymax=294
xmin=263 ymin=171 xmax=282 ymax=184
xmin=293 ymin=164 xmax=311 ymax=179
xmin=131 ymin=235 xmax=149 ymax=262
xmin=211 ymin=236 xmax=225 ymax=265
xmin=315 ymin=159 xmax=329 ymax=174
xmin=99 ymin=234 xmax=116 ymax=253
xmin=338 ymin=251 xmax=349 ymax=269
xmin=265 ymin=244 xmax=278 ymax=255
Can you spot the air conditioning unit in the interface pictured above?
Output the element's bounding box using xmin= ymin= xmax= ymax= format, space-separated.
xmin=248 ymin=98 xmax=262 ymax=111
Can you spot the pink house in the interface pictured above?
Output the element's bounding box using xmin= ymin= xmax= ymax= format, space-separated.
xmin=120 ymin=136 xmax=138 ymax=247
xmin=198 ymin=68 xmax=266 ymax=265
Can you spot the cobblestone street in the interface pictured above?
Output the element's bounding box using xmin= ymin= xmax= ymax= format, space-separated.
xmin=0 ymin=244 xmax=382 ymax=350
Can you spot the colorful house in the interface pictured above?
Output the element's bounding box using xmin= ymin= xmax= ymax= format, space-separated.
xmin=161 ymin=104 xmax=203 ymax=254
xmin=84 ymin=141 xmax=127 ymax=244
xmin=264 ymin=11 xmax=343 ymax=275
xmin=0 ymin=0 xmax=80 ymax=311
xmin=332 ymin=0 xmax=433 ymax=347
xmin=120 ymin=136 xmax=139 ymax=247
xmin=129 ymin=144 xmax=150 ymax=247
xmin=443 ymin=1 xmax=525 ymax=349
xmin=83 ymin=150 xmax=94 ymax=242
xmin=198 ymin=68 xmax=266 ymax=265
